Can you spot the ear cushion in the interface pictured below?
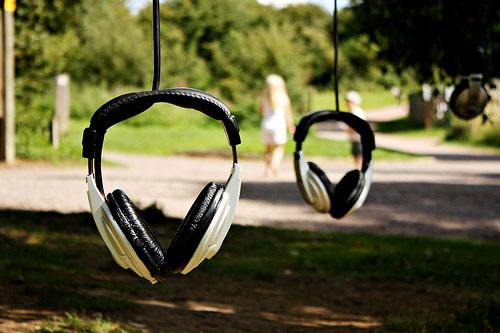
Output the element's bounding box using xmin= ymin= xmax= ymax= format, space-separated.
xmin=450 ymin=81 xmax=489 ymax=120
xmin=449 ymin=81 xmax=467 ymax=114
xmin=107 ymin=190 xmax=167 ymax=280
xmin=307 ymin=162 xmax=335 ymax=200
xmin=165 ymin=182 xmax=224 ymax=273
xmin=330 ymin=170 xmax=365 ymax=218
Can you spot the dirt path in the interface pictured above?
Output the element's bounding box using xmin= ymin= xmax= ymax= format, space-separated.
xmin=1 ymin=149 xmax=499 ymax=239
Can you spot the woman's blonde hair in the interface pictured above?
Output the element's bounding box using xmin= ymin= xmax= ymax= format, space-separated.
xmin=263 ymin=74 xmax=290 ymax=111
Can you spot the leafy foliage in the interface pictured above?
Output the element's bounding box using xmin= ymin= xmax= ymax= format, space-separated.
xmin=13 ymin=0 xmax=421 ymax=158
xmin=14 ymin=0 xmax=83 ymax=158
xmin=351 ymin=0 xmax=500 ymax=83
xmin=67 ymin=0 xmax=150 ymax=87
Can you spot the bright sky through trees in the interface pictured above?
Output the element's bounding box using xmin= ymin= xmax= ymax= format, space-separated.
xmin=125 ymin=0 xmax=349 ymax=15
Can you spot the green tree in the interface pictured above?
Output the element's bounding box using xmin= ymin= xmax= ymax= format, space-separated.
xmin=351 ymin=0 xmax=500 ymax=83
xmin=67 ymin=0 xmax=150 ymax=87
xmin=15 ymin=0 xmax=83 ymax=157
xmin=14 ymin=0 xmax=151 ymax=157
xmin=276 ymin=4 xmax=333 ymax=86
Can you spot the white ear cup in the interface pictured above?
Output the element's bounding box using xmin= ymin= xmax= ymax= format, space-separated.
xmin=294 ymin=151 xmax=331 ymax=213
xmin=87 ymin=175 xmax=158 ymax=284
xmin=87 ymin=164 xmax=241 ymax=281
xmin=180 ymin=163 xmax=241 ymax=274
xmin=306 ymin=169 xmax=331 ymax=212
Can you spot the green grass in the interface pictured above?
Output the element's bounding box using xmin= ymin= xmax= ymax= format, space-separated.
xmin=312 ymin=89 xmax=397 ymax=111
xmin=38 ymin=312 xmax=139 ymax=333
xmin=376 ymin=117 xmax=446 ymax=138
xmin=22 ymin=85 xmax=413 ymax=163
xmin=205 ymin=225 xmax=500 ymax=291
xmin=1 ymin=209 xmax=499 ymax=331
xmin=385 ymin=299 xmax=500 ymax=332
xmin=447 ymin=137 xmax=500 ymax=152
xmin=1 ymin=209 xmax=499 ymax=292
xmin=377 ymin=116 xmax=500 ymax=153
xmin=53 ymin=118 xmax=418 ymax=162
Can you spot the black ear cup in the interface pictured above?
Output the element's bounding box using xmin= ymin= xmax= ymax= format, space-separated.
xmin=450 ymin=80 xmax=489 ymax=120
xmin=307 ymin=161 xmax=335 ymax=199
xmin=165 ymin=182 xmax=224 ymax=273
xmin=107 ymin=189 xmax=167 ymax=280
xmin=330 ymin=170 xmax=365 ymax=218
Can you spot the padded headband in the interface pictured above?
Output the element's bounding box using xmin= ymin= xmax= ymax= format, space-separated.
xmin=87 ymin=87 xmax=240 ymax=146
xmin=294 ymin=110 xmax=375 ymax=172
xmin=83 ymin=87 xmax=240 ymax=194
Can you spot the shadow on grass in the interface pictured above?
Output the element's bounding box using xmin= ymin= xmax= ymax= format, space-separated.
xmin=0 ymin=208 xmax=499 ymax=331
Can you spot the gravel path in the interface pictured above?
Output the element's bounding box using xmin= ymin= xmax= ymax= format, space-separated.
xmin=1 ymin=105 xmax=499 ymax=239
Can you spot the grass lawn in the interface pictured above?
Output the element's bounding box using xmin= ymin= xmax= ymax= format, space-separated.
xmin=49 ymin=118 xmax=419 ymax=163
xmin=312 ymin=89 xmax=397 ymax=111
xmin=376 ymin=116 xmax=500 ymax=152
xmin=23 ymin=87 xmax=418 ymax=163
xmin=0 ymin=209 xmax=498 ymax=331
xmin=375 ymin=116 xmax=447 ymax=137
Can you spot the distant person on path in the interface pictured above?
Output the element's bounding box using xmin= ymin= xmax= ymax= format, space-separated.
xmin=344 ymin=91 xmax=365 ymax=168
xmin=260 ymin=74 xmax=295 ymax=177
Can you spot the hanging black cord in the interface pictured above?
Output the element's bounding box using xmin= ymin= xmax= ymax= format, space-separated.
xmin=152 ymin=0 xmax=161 ymax=91
xmin=333 ymin=0 xmax=339 ymax=111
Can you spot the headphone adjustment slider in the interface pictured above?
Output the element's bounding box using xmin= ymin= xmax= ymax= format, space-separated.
xmin=222 ymin=115 xmax=241 ymax=146
xmin=82 ymin=127 xmax=98 ymax=159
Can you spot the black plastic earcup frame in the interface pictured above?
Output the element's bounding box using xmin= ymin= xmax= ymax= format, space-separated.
xmin=294 ymin=110 xmax=375 ymax=173
xmin=330 ymin=170 xmax=365 ymax=218
xmin=449 ymin=77 xmax=490 ymax=120
xmin=165 ymin=183 xmax=224 ymax=273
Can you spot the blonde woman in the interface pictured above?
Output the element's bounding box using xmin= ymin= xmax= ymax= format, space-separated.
xmin=259 ymin=74 xmax=296 ymax=177
xmin=344 ymin=91 xmax=365 ymax=168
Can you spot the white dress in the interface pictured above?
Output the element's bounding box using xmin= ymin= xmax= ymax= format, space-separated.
xmin=261 ymin=98 xmax=287 ymax=145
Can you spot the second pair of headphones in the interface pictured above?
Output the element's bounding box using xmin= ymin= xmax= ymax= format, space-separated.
xmin=293 ymin=110 xmax=375 ymax=219
xmin=82 ymin=88 xmax=241 ymax=284
xmin=449 ymin=45 xmax=490 ymax=120
xmin=449 ymin=73 xmax=490 ymax=120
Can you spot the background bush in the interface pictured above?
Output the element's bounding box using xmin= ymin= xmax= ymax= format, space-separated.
xmin=13 ymin=0 xmax=499 ymax=159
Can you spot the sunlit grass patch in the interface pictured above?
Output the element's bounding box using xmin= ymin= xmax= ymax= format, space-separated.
xmin=59 ymin=119 xmax=419 ymax=161
xmin=376 ymin=116 xmax=446 ymax=137
xmin=313 ymin=90 xmax=397 ymax=111
xmin=37 ymin=312 xmax=143 ymax=333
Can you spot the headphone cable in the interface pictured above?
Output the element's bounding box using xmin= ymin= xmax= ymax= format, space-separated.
xmin=152 ymin=0 xmax=161 ymax=91
xmin=333 ymin=0 xmax=339 ymax=112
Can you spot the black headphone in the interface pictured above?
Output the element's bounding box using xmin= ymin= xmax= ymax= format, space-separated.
xmin=449 ymin=73 xmax=490 ymax=120
xmin=83 ymin=88 xmax=242 ymax=284
xmin=449 ymin=44 xmax=490 ymax=120
xmin=293 ymin=110 xmax=375 ymax=219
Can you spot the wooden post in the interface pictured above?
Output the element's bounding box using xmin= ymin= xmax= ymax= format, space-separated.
xmin=0 ymin=8 xmax=5 ymax=160
xmin=0 ymin=8 xmax=3 ymax=119
xmin=52 ymin=73 xmax=70 ymax=147
xmin=408 ymin=93 xmax=425 ymax=125
xmin=0 ymin=1 xmax=15 ymax=163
